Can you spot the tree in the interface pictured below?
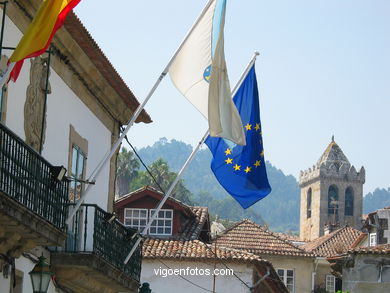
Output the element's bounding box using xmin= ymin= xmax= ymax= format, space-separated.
xmin=116 ymin=147 xmax=140 ymax=196
xmin=130 ymin=158 xmax=194 ymax=205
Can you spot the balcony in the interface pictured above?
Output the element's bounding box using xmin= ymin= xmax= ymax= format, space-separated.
xmin=51 ymin=204 xmax=142 ymax=293
xmin=0 ymin=123 xmax=68 ymax=257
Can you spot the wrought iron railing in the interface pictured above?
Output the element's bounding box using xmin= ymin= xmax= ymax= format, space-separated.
xmin=65 ymin=204 xmax=142 ymax=282
xmin=0 ymin=123 xmax=69 ymax=229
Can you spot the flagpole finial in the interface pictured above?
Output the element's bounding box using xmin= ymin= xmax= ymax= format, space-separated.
xmin=254 ymin=51 xmax=260 ymax=56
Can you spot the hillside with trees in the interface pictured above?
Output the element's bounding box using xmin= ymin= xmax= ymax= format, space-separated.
xmin=117 ymin=137 xmax=390 ymax=232
xmin=119 ymin=138 xmax=300 ymax=232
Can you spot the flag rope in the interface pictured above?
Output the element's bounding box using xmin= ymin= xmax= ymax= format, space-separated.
xmin=123 ymin=51 xmax=260 ymax=264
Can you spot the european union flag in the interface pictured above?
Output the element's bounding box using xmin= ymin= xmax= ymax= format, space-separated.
xmin=205 ymin=65 xmax=271 ymax=209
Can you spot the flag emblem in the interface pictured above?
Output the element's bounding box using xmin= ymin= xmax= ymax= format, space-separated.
xmin=203 ymin=65 xmax=212 ymax=82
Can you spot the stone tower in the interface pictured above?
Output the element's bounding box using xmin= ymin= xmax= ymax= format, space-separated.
xmin=299 ymin=137 xmax=365 ymax=241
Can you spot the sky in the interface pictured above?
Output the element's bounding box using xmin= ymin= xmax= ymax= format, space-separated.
xmin=74 ymin=0 xmax=390 ymax=194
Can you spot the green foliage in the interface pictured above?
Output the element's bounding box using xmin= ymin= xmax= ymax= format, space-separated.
xmin=130 ymin=158 xmax=194 ymax=205
xmin=137 ymin=137 xmax=300 ymax=232
xmin=133 ymin=137 xmax=390 ymax=232
xmin=116 ymin=147 xmax=140 ymax=196
xmin=363 ymin=188 xmax=390 ymax=213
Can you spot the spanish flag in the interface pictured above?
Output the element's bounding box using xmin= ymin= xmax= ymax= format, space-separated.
xmin=2 ymin=0 xmax=81 ymax=84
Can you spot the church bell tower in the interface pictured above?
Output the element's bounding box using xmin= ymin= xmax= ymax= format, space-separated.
xmin=299 ymin=137 xmax=365 ymax=241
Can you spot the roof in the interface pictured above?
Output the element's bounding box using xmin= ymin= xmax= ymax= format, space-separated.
xmin=143 ymin=239 xmax=267 ymax=263
xmin=348 ymin=244 xmax=390 ymax=255
xmin=178 ymin=206 xmax=209 ymax=241
xmin=63 ymin=12 xmax=152 ymax=124
xmin=215 ymin=219 xmax=314 ymax=257
xmin=115 ymin=186 xmax=193 ymax=214
xmin=143 ymin=239 xmax=289 ymax=293
xmin=302 ymin=226 xmax=363 ymax=257
xmin=317 ymin=138 xmax=350 ymax=167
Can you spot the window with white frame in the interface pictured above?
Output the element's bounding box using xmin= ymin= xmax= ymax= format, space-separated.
xmin=150 ymin=209 xmax=173 ymax=235
xmin=326 ymin=274 xmax=335 ymax=292
xmin=369 ymin=233 xmax=377 ymax=246
xmin=124 ymin=208 xmax=148 ymax=231
xmin=277 ymin=268 xmax=294 ymax=293
xmin=123 ymin=208 xmax=173 ymax=236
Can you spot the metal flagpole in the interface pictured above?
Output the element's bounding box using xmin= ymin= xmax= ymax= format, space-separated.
xmin=123 ymin=51 xmax=260 ymax=264
xmin=66 ymin=0 xmax=216 ymax=225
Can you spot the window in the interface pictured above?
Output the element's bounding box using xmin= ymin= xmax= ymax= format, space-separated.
xmin=70 ymin=145 xmax=86 ymax=202
xmin=328 ymin=185 xmax=339 ymax=215
xmin=345 ymin=187 xmax=354 ymax=216
xmin=124 ymin=208 xmax=148 ymax=231
xmin=277 ymin=268 xmax=294 ymax=292
xmin=150 ymin=209 xmax=173 ymax=235
xmin=326 ymin=275 xmax=335 ymax=292
xmin=307 ymin=188 xmax=312 ymax=218
xmin=369 ymin=233 xmax=377 ymax=246
xmin=123 ymin=208 xmax=173 ymax=236
xmin=68 ymin=125 xmax=88 ymax=203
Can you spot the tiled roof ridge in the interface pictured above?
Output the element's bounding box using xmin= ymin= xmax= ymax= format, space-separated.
xmin=350 ymin=232 xmax=367 ymax=249
xmin=302 ymin=226 xmax=363 ymax=257
xmin=116 ymin=185 xmax=192 ymax=211
xmin=143 ymin=239 xmax=269 ymax=264
xmin=317 ymin=226 xmax=357 ymax=250
xmin=240 ymin=219 xmax=307 ymax=252
xmin=348 ymin=243 xmax=390 ymax=255
xmin=216 ymin=219 xmax=311 ymax=255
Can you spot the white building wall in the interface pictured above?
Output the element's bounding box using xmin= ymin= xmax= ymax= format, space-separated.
xmin=0 ymin=7 xmax=114 ymax=292
xmin=0 ymin=253 xmax=60 ymax=293
xmin=1 ymin=11 xmax=111 ymax=209
xmin=141 ymin=259 xmax=254 ymax=293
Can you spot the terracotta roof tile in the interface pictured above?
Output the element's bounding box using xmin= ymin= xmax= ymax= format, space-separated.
xmin=179 ymin=207 xmax=209 ymax=241
xmin=348 ymin=244 xmax=390 ymax=255
xmin=215 ymin=219 xmax=313 ymax=257
xmin=302 ymin=226 xmax=362 ymax=257
xmin=143 ymin=239 xmax=268 ymax=264
xmin=143 ymin=239 xmax=290 ymax=293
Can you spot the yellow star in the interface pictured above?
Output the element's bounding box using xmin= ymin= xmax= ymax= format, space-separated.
xmin=233 ymin=164 xmax=241 ymax=171
xmin=224 ymin=148 xmax=232 ymax=155
xmin=260 ymin=150 xmax=264 ymax=157
xmin=255 ymin=123 xmax=260 ymax=131
xmin=244 ymin=166 xmax=252 ymax=173
xmin=225 ymin=158 xmax=233 ymax=164
xmin=254 ymin=160 xmax=261 ymax=167
xmin=245 ymin=123 xmax=252 ymax=131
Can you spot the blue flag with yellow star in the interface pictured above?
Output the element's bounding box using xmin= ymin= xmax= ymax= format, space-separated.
xmin=205 ymin=65 xmax=271 ymax=209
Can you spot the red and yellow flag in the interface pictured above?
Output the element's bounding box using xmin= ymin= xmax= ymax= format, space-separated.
xmin=8 ymin=0 xmax=81 ymax=82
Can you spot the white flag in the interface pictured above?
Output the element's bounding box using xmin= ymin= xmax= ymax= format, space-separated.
xmin=169 ymin=0 xmax=245 ymax=145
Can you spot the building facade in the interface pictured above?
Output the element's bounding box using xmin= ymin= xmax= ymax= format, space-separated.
xmin=115 ymin=186 xmax=288 ymax=293
xmin=299 ymin=137 xmax=365 ymax=241
xmin=0 ymin=1 xmax=150 ymax=292
xmin=215 ymin=219 xmax=316 ymax=293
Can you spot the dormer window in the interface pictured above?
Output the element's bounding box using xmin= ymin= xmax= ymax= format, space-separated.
xmin=124 ymin=208 xmax=173 ymax=236
xmin=124 ymin=208 xmax=148 ymax=231
xmin=150 ymin=209 xmax=173 ymax=235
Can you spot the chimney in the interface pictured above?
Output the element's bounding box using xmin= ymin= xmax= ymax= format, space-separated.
xmin=324 ymin=223 xmax=339 ymax=235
